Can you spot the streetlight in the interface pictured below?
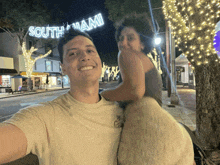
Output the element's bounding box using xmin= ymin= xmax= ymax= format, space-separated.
xmin=154 ymin=37 xmax=162 ymax=45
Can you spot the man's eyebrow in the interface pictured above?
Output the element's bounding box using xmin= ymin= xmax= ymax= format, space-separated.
xmin=86 ymin=45 xmax=96 ymax=48
xmin=66 ymin=48 xmax=77 ymax=54
xmin=66 ymin=45 xmax=96 ymax=53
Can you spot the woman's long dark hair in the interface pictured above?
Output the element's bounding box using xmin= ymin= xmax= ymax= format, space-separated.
xmin=115 ymin=13 xmax=155 ymax=55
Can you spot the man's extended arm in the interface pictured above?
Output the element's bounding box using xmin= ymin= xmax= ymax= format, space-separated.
xmin=0 ymin=123 xmax=27 ymax=164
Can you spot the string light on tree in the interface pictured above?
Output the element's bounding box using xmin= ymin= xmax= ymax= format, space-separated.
xmin=22 ymin=42 xmax=52 ymax=84
xmin=163 ymin=0 xmax=220 ymax=66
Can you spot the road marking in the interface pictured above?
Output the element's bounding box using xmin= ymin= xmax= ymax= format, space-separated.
xmin=20 ymin=102 xmax=38 ymax=107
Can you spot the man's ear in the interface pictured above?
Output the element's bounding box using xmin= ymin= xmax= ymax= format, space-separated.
xmin=60 ymin=62 xmax=66 ymax=75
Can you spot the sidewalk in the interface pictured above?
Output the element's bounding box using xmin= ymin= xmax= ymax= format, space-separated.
xmin=100 ymin=81 xmax=196 ymax=131
xmin=0 ymin=81 xmax=196 ymax=131
xmin=162 ymin=86 xmax=196 ymax=131
xmin=0 ymin=86 xmax=70 ymax=99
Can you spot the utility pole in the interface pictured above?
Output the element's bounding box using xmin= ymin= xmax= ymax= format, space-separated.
xmin=170 ymin=28 xmax=179 ymax=105
xmin=61 ymin=75 xmax=64 ymax=88
xmin=166 ymin=21 xmax=171 ymax=97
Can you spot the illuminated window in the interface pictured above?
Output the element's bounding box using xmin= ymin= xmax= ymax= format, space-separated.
xmin=45 ymin=61 xmax=53 ymax=71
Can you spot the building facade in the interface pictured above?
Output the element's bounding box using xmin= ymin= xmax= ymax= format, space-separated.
xmin=175 ymin=54 xmax=195 ymax=89
xmin=0 ymin=32 xmax=69 ymax=91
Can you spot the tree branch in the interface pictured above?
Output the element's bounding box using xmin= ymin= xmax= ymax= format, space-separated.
xmin=0 ymin=27 xmax=15 ymax=39
xmin=155 ymin=20 xmax=160 ymax=33
xmin=34 ymin=50 xmax=52 ymax=62
xmin=24 ymin=29 xmax=29 ymax=39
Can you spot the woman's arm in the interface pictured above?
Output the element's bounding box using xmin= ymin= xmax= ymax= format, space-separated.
xmin=101 ymin=49 xmax=145 ymax=101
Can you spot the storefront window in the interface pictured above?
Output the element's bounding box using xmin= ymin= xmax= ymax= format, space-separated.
xmin=50 ymin=76 xmax=57 ymax=85
xmin=57 ymin=77 xmax=62 ymax=85
xmin=63 ymin=75 xmax=69 ymax=85
xmin=2 ymin=75 xmax=11 ymax=87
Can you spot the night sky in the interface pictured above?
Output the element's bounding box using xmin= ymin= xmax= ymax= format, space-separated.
xmin=41 ymin=0 xmax=118 ymax=55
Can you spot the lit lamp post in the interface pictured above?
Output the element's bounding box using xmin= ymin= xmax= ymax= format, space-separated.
xmin=153 ymin=36 xmax=163 ymax=74
xmin=154 ymin=37 xmax=162 ymax=46
xmin=154 ymin=36 xmax=162 ymax=70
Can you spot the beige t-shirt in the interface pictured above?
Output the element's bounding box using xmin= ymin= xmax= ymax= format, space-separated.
xmin=3 ymin=91 xmax=123 ymax=165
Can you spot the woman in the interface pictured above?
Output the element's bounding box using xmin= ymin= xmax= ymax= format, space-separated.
xmin=101 ymin=13 xmax=162 ymax=108
xmin=101 ymin=13 xmax=195 ymax=165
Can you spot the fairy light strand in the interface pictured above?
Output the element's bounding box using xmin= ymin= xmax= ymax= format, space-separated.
xmin=22 ymin=42 xmax=52 ymax=78
xmin=162 ymin=0 xmax=220 ymax=67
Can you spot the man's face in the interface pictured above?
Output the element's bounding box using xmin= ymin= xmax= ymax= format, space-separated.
xmin=61 ymin=35 xmax=102 ymax=84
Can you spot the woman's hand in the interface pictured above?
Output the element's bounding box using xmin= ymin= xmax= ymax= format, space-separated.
xmin=118 ymin=49 xmax=145 ymax=99
xmin=100 ymin=49 xmax=146 ymax=102
xmin=100 ymin=89 xmax=110 ymax=101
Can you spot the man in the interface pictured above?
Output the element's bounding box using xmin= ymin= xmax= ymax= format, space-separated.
xmin=0 ymin=28 xmax=123 ymax=164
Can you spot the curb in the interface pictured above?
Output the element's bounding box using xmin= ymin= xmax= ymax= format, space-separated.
xmin=0 ymin=88 xmax=70 ymax=99
xmin=0 ymin=82 xmax=117 ymax=100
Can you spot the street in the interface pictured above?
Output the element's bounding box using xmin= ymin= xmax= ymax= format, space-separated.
xmin=0 ymin=89 xmax=69 ymax=122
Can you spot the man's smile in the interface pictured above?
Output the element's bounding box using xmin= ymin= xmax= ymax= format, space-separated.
xmin=79 ymin=66 xmax=94 ymax=71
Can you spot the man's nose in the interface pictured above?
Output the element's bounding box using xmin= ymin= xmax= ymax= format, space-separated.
xmin=80 ymin=51 xmax=90 ymax=61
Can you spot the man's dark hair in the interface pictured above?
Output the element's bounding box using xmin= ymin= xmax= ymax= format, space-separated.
xmin=58 ymin=27 xmax=93 ymax=63
xmin=115 ymin=13 xmax=154 ymax=55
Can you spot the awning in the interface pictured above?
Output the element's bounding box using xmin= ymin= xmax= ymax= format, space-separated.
xmin=0 ymin=69 xmax=17 ymax=75
xmin=45 ymin=72 xmax=62 ymax=76
xmin=20 ymin=72 xmax=48 ymax=76
xmin=20 ymin=72 xmax=62 ymax=76
xmin=11 ymin=74 xmax=28 ymax=79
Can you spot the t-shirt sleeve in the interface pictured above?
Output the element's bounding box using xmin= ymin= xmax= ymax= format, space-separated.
xmin=3 ymin=103 xmax=53 ymax=157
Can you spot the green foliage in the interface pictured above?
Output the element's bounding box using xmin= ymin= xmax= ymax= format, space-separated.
xmin=105 ymin=0 xmax=165 ymax=32
xmin=105 ymin=0 xmax=148 ymax=22
xmin=0 ymin=0 xmax=58 ymax=48
xmin=1 ymin=0 xmax=52 ymax=32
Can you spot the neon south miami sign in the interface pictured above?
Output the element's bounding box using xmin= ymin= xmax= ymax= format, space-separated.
xmin=28 ymin=13 xmax=104 ymax=39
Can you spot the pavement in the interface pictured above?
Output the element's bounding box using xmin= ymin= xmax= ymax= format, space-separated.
xmin=0 ymin=81 xmax=196 ymax=131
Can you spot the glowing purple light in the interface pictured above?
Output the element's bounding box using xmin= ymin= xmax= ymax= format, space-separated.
xmin=214 ymin=31 xmax=220 ymax=58
xmin=217 ymin=52 xmax=220 ymax=58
